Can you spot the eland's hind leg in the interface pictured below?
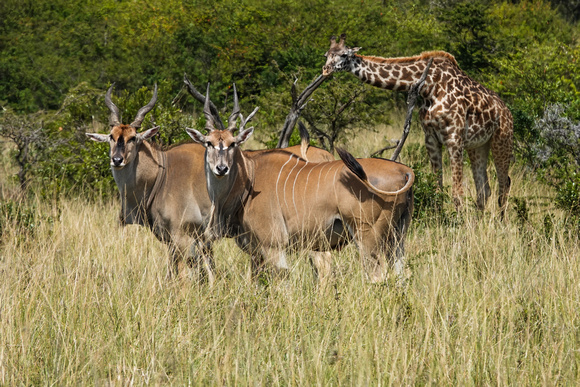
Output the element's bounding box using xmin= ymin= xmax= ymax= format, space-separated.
xmin=355 ymin=230 xmax=387 ymax=283
xmin=309 ymin=251 xmax=332 ymax=283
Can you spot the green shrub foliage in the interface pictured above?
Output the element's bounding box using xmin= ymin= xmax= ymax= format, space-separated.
xmin=0 ymin=0 xmax=579 ymax=214
xmin=534 ymin=104 xmax=580 ymax=217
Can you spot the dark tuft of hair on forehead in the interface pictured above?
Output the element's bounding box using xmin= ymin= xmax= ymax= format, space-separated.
xmin=115 ymin=135 xmax=126 ymax=152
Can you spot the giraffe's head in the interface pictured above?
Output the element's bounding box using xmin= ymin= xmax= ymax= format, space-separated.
xmin=322 ymin=33 xmax=361 ymax=76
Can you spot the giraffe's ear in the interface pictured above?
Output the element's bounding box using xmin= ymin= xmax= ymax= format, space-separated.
xmin=347 ymin=47 xmax=361 ymax=57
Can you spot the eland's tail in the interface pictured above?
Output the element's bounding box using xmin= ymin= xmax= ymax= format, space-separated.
xmin=336 ymin=147 xmax=414 ymax=196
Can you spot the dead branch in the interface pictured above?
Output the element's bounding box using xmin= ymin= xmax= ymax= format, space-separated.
xmin=389 ymin=58 xmax=433 ymax=161
xmin=303 ymin=116 xmax=331 ymax=150
xmin=277 ymin=74 xmax=328 ymax=148
xmin=370 ymin=142 xmax=398 ymax=158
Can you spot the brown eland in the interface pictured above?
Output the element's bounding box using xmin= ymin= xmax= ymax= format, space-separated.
xmin=186 ymin=85 xmax=415 ymax=282
xmin=86 ymin=84 xmax=215 ymax=282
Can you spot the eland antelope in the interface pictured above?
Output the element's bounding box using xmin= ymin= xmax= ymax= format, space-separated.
xmin=186 ymin=85 xmax=415 ymax=282
xmin=86 ymin=84 xmax=215 ymax=282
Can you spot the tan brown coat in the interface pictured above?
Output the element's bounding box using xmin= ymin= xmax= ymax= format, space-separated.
xmin=186 ymin=87 xmax=414 ymax=281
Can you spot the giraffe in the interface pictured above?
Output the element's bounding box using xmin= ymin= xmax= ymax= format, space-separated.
xmin=322 ymin=34 xmax=513 ymax=217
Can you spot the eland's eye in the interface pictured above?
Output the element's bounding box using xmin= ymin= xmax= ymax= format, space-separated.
xmin=206 ymin=141 xmax=212 ymax=148
xmin=127 ymin=137 xmax=136 ymax=143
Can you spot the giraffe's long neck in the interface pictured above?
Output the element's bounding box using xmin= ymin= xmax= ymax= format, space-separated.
xmin=348 ymin=55 xmax=429 ymax=92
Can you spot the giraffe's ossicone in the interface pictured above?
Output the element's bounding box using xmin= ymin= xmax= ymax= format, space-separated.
xmin=324 ymin=34 xmax=513 ymax=217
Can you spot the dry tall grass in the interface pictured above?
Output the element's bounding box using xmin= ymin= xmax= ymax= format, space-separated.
xmin=1 ymin=124 xmax=579 ymax=384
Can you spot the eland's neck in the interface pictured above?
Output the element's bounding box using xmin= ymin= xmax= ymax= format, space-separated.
xmin=112 ymin=141 xmax=160 ymax=225
xmin=205 ymin=150 xmax=253 ymax=238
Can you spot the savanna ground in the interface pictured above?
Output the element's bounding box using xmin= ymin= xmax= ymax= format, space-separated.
xmin=1 ymin=117 xmax=579 ymax=385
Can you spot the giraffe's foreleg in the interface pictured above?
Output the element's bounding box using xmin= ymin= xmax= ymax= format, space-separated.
xmin=424 ymin=131 xmax=444 ymax=189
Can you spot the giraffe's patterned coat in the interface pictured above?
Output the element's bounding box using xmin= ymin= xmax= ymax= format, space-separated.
xmin=323 ymin=34 xmax=513 ymax=216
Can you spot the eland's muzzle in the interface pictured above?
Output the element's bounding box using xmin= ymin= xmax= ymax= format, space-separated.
xmin=215 ymin=164 xmax=229 ymax=176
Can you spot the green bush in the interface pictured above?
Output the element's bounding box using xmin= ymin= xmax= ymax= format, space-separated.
xmin=533 ymin=104 xmax=580 ymax=218
xmin=0 ymin=200 xmax=39 ymax=240
xmin=402 ymin=143 xmax=453 ymax=223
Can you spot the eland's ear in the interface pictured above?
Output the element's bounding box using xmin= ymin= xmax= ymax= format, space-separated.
xmin=234 ymin=126 xmax=254 ymax=145
xmin=86 ymin=133 xmax=109 ymax=142
xmin=185 ymin=127 xmax=207 ymax=145
xmin=136 ymin=126 xmax=159 ymax=141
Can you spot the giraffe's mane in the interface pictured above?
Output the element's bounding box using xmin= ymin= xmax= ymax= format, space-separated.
xmin=359 ymin=51 xmax=458 ymax=66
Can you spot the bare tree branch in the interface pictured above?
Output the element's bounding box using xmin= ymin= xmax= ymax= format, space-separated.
xmin=370 ymin=142 xmax=398 ymax=158
xmin=277 ymin=74 xmax=328 ymax=148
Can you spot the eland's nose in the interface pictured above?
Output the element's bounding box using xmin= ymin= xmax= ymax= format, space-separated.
xmin=215 ymin=164 xmax=229 ymax=176
xmin=112 ymin=157 xmax=123 ymax=167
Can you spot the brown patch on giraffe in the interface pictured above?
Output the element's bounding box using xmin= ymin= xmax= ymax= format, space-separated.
xmin=400 ymin=68 xmax=413 ymax=81
xmin=379 ymin=68 xmax=390 ymax=79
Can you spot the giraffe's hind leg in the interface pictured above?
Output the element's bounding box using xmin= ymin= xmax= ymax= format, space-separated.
xmin=447 ymin=143 xmax=465 ymax=209
xmin=491 ymin=126 xmax=513 ymax=218
xmin=467 ymin=144 xmax=491 ymax=210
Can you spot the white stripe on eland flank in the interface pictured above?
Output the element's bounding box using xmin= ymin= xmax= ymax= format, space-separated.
xmin=315 ymin=162 xmax=330 ymax=202
xmin=304 ymin=162 xmax=322 ymax=200
xmin=282 ymin=156 xmax=300 ymax=211
xmin=275 ymin=154 xmax=296 ymax=208
xmin=332 ymin=165 xmax=341 ymax=210
xmin=292 ymin=160 xmax=309 ymax=221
